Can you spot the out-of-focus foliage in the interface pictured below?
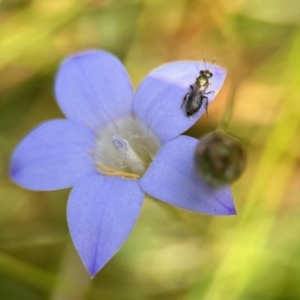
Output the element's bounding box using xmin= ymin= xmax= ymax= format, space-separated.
xmin=1 ymin=0 xmax=300 ymax=299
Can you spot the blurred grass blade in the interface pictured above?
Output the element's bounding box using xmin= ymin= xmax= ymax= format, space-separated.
xmin=200 ymin=31 xmax=300 ymax=300
xmin=0 ymin=1 xmax=87 ymax=69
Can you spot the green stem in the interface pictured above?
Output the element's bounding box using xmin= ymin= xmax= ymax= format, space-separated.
xmin=216 ymin=90 xmax=235 ymax=134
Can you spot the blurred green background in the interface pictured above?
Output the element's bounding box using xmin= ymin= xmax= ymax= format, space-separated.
xmin=1 ymin=0 xmax=300 ymax=299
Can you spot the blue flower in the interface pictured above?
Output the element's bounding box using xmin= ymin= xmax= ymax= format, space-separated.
xmin=10 ymin=50 xmax=235 ymax=277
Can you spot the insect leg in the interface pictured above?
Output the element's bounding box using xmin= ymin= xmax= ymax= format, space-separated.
xmin=205 ymin=90 xmax=218 ymax=95
xmin=203 ymin=95 xmax=209 ymax=117
xmin=181 ymin=92 xmax=190 ymax=108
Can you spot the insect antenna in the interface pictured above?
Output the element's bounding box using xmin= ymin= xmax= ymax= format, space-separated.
xmin=202 ymin=53 xmax=217 ymax=71
xmin=202 ymin=53 xmax=208 ymax=70
xmin=209 ymin=56 xmax=217 ymax=71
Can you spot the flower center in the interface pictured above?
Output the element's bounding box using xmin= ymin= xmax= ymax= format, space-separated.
xmin=93 ymin=117 xmax=160 ymax=179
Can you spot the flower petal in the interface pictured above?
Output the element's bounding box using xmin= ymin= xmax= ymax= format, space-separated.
xmin=55 ymin=50 xmax=134 ymax=129
xmin=140 ymin=135 xmax=236 ymax=215
xmin=11 ymin=120 xmax=95 ymax=190
xmin=67 ymin=173 xmax=144 ymax=277
xmin=133 ymin=62 xmax=226 ymax=143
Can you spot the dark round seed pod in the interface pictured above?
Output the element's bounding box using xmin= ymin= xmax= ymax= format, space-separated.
xmin=195 ymin=131 xmax=246 ymax=186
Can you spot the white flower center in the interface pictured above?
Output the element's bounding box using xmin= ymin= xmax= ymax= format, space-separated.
xmin=93 ymin=117 xmax=160 ymax=179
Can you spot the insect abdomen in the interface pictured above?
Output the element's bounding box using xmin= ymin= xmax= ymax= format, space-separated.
xmin=185 ymin=93 xmax=203 ymax=116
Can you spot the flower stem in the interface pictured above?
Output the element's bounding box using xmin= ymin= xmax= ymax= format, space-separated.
xmin=216 ymin=90 xmax=235 ymax=134
xmin=217 ymin=68 xmax=244 ymax=134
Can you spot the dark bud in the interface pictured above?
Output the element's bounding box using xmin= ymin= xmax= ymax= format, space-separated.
xmin=195 ymin=131 xmax=246 ymax=186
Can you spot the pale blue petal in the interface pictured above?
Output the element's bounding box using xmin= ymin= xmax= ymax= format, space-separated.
xmin=55 ymin=50 xmax=134 ymax=129
xmin=133 ymin=62 xmax=226 ymax=143
xmin=67 ymin=173 xmax=144 ymax=277
xmin=140 ymin=135 xmax=236 ymax=215
xmin=11 ymin=120 xmax=95 ymax=190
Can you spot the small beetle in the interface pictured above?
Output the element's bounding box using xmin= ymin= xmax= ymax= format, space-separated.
xmin=181 ymin=57 xmax=216 ymax=117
